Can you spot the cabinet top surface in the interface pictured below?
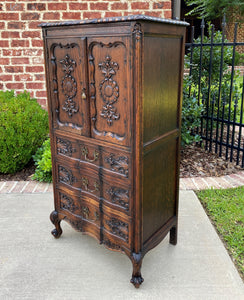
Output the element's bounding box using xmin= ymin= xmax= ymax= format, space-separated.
xmin=40 ymin=14 xmax=188 ymax=28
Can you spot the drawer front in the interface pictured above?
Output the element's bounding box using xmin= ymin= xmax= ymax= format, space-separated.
xmin=81 ymin=196 xmax=101 ymax=241
xmin=54 ymin=133 xmax=131 ymax=182
xmin=102 ymin=180 xmax=131 ymax=215
xmin=102 ymin=148 xmax=130 ymax=181
xmin=57 ymin=188 xmax=82 ymax=217
xmin=102 ymin=206 xmax=131 ymax=249
xmin=55 ymin=135 xmax=80 ymax=160
xmin=55 ymin=159 xmax=100 ymax=199
xmin=57 ymin=188 xmax=100 ymax=241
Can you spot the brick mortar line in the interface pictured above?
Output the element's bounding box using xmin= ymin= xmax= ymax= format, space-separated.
xmin=201 ymin=177 xmax=211 ymax=189
xmin=222 ymin=176 xmax=235 ymax=187
xmin=0 ymin=182 xmax=6 ymax=192
xmin=8 ymin=181 xmax=18 ymax=193
xmin=20 ymin=181 xmax=30 ymax=193
xmin=32 ymin=182 xmax=40 ymax=193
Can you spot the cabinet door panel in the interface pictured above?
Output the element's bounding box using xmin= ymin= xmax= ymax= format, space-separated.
xmin=46 ymin=38 xmax=90 ymax=136
xmin=88 ymin=37 xmax=132 ymax=146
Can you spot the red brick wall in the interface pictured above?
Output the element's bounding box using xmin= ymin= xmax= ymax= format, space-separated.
xmin=0 ymin=1 xmax=172 ymax=108
xmin=226 ymin=22 xmax=244 ymax=53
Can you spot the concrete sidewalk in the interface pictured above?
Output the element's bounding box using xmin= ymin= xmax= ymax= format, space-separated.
xmin=0 ymin=191 xmax=243 ymax=299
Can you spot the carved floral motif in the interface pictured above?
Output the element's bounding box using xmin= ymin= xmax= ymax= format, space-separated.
xmin=98 ymin=55 xmax=120 ymax=126
xmin=106 ymin=217 xmax=129 ymax=242
xmin=56 ymin=137 xmax=76 ymax=157
xmin=106 ymin=187 xmax=129 ymax=210
xmin=133 ymin=23 xmax=142 ymax=41
xmin=58 ymin=166 xmax=77 ymax=185
xmin=59 ymin=54 xmax=78 ymax=117
xmin=104 ymin=154 xmax=129 ymax=177
xmin=60 ymin=193 xmax=78 ymax=213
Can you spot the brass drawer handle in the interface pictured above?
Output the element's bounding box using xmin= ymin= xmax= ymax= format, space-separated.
xmin=94 ymin=211 xmax=99 ymax=221
xmin=82 ymin=206 xmax=99 ymax=222
xmin=81 ymin=177 xmax=100 ymax=193
xmin=81 ymin=146 xmax=99 ymax=163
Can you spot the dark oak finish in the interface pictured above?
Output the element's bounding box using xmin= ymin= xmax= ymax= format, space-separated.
xmin=41 ymin=15 xmax=187 ymax=288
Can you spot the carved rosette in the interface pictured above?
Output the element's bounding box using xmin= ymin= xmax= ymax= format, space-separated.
xmin=59 ymin=54 xmax=78 ymax=117
xmin=98 ymin=55 xmax=120 ymax=126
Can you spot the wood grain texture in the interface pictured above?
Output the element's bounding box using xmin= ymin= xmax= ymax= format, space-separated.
xmin=42 ymin=16 xmax=186 ymax=288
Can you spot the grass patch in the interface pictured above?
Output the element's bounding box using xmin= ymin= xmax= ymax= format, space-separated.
xmin=196 ymin=186 xmax=244 ymax=280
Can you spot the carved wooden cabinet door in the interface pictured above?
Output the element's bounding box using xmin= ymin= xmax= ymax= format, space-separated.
xmin=46 ymin=38 xmax=90 ymax=136
xmin=88 ymin=37 xmax=132 ymax=146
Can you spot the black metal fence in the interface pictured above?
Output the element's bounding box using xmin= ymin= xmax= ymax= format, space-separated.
xmin=185 ymin=17 xmax=244 ymax=167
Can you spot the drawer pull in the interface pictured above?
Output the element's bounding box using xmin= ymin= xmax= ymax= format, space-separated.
xmin=94 ymin=211 xmax=99 ymax=221
xmin=81 ymin=177 xmax=100 ymax=193
xmin=82 ymin=206 xmax=90 ymax=219
xmin=81 ymin=146 xmax=99 ymax=162
xmin=82 ymin=206 xmax=99 ymax=222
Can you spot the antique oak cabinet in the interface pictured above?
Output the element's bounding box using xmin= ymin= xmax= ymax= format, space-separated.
xmin=41 ymin=15 xmax=187 ymax=288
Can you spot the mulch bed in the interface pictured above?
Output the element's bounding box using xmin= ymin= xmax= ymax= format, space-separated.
xmin=0 ymin=159 xmax=36 ymax=181
xmin=0 ymin=145 xmax=243 ymax=181
xmin=180 ymin=144 xmax=243 ymax=178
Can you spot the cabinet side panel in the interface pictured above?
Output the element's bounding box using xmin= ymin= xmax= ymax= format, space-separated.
xmin=142 ymin=137 xmax=177 ymax=243
xmin=143 ymin=35 xmax=182 ymax=144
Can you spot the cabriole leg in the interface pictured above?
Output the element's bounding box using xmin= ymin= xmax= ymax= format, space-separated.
xmin=169 ymin=225 xmax=177 ymax=245
xmin=50 ymin=210 xmax=63 ymax=238
xmin=130 ymin=252 xmax=144 ymax=288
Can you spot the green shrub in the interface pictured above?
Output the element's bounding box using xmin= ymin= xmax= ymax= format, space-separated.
xmin=0 ymin=90 xmax=49 ymax=174
xmin=235 ymin=52 xmax=244 ymax=66
xmin=181 ymin=76 xmax=204 ymax=146
xmin=182 ymin=26 xmax=242 ymax=145
xmin=32 ymin=138 xmax=52 ymax=182
xmin=184 ymin=27 xmax=242 ymax=120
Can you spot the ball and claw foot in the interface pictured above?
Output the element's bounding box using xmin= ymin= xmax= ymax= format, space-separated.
xmin=130 ymin=275 xmax=144 ymax=288
xmin=50 ymin=210 xmax=62 ymax=239
xmin=130 ymin=252 xmax=144 ymax=288
xmin=51 ymin=227 xmax=62 ymax=238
